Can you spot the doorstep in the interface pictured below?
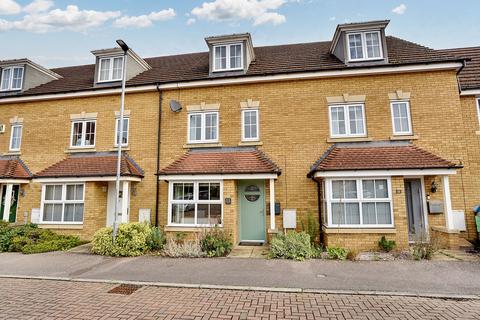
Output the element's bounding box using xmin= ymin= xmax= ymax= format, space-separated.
xmin=228 ymin=246 xmax=269 ymax=259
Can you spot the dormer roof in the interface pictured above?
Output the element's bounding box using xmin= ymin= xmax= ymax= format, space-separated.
xmin=205 ymin=33 xmax=255 ymax=61
xmin=329 ymin=20 xmax=390 ymax=54
xmin=90 ymin=48 xmax=151 ymax=72
xmin=0 ymin=58 xmax=61 ymax=80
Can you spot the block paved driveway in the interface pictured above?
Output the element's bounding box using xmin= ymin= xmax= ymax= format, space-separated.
xmin=1 ymin=278 xmax=480 ymax=320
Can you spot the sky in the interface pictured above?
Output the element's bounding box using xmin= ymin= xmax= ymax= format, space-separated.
xmin=0 ymin=0 xmax=479 ymax=68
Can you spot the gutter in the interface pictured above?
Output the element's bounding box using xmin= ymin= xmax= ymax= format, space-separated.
xmin=155 ymin=84 xmax=163 ymax=227
xmin=456 ymin=59 xmax=467 ymax=93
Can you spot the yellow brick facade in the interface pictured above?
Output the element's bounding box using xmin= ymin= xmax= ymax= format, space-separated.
xmin=0 ymin=68 xmax=478 ymax=250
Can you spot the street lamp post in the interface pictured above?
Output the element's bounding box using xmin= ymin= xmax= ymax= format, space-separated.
xmin=113 ymin=39 xmax=129 ymax=241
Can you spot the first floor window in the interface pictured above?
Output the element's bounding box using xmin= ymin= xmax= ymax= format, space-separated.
xmin=326 ymin=178 xmax=393 ymax=227
xmin=391 ymin=101 xmax=412 ymax=135
xmin=9 ymin=124 xmax=22 ymax=151
xmin=71 ymin=120 xmax=96 ymax=148
xmin=115 ymin=117 xmax=129 ymax=146
xmin=242 ymin=109 xmax=259 ymax=141
xmin=169 ymin=181 xmax=222 ymax=226
xmin=188 ymin=112 xmax=218 ymax=143
xmin=1 ymin=66 xmax=24 ymax=91
xmin=329 ymin=104 xmax=366 ymax=137
xmin=41 ymin=184 xmax=84 ymax=223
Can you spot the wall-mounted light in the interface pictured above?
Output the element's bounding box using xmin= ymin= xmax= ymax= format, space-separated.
xmin=430 ymin=180 xmax=438 ymax=193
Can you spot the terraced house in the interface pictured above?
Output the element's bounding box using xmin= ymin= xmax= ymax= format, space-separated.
xmin=0 ymin=20 xmax=479 ymax=251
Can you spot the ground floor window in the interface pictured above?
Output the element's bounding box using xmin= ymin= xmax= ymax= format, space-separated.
xmin=324 ymin=178 xmax=393 ymax=227
xmin=168 ymin=181 xmax=222 ymax=226
xmin=41 ymin=184 xmax=84 ymax=223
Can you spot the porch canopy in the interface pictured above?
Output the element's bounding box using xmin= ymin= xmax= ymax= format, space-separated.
xmin=0 ymin=156 xmax=32 ymax=222
xmin=33 ymin=152 xmax=144 ymax=182
xmin=158 ymin=147 xmax=281 ymax=230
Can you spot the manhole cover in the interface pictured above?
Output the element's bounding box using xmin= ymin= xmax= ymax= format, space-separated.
xmin=108 ymin=284 xmax=142 ymax=295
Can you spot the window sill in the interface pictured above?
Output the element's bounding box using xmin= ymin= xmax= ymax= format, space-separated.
xmin=183 ymin=143 xmax=222 ymax=149
xmin=109 ymin=147 xmax=130 ymax=151
xmin=322 ymin=226 xmax=396 ymax=234
xmin=65 ymin=148 xmax=96 ymax=154
xmin=4 ymin=151 xmax=21 ymax=156
xmin=238 ymin=141 xmax=263 ymax=146
xmin=164 ymin=226 xmax=222 ymax=232
xmin=390 ymin=135 xmax=418 ymax=140
xmin=37 ymin=224 xmax=83 ymax=230
xmin=326 ymin=137 xmax=372 ymax=143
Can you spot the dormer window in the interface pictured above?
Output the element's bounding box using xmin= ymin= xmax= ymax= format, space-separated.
xmin=213 ymin=43 xmax=243 ymax=72
xmin=347 ymin=31 xmax=383 ymax=61
xmin=98 ymin=56 xmax=124 ymax=82
xmin=1 ymin=66 xmax=24 ymax=91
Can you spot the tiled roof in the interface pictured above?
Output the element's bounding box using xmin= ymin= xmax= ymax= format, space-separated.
xmin=438 ymin=46 xmax=480 ymax=90
xmin=4 ymin=36 xmax=460 ymax=98
xmin=158 ymin=147 xmax=281 ymax=175
xmin=308 ymin=142 xmax=459 ymax=176
xmin=0 ymin=156 xmax=32 ymax=180
xmin=34 ymin=152 xmax=144 ymax=178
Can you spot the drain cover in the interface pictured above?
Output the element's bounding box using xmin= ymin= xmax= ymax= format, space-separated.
xmin=108 ymin=284 xmax=142 ymax=295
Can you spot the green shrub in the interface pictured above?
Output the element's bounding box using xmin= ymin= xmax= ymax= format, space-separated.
xmin=269 ymin=231 xmax=314 ymax=261
xmin=300 ymin=212 xmax=319 ymax=245
xmin=0 ymin=223 xmax=38 ymax=252
xmin=91 ymin=222 xmax=152 ymax=257
xmin=378 ymin=236 xmax=396 ymax=252
xmin=200 ymin=228 xmax=233 ymax=257
xmin=411 ymin=242 xmax=436 ymax=260
xmin=148 ymin=227 xmax=166 ymax=251
xmin=327 ymin=247 xmax=348 ymax=260
xmin=163 ymin=239 xmax=205 ymax=258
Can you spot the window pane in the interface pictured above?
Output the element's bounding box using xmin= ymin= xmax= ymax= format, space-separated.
xmin=375 ymin=180 xmax=388 ymax=198
xmin=75 ymin=204 xmax=84 ymax=222
xmin=76 ymin=185 xmax=84 ymax=200
xmin=215 ymin=46 xmax=227 ymax=70
xmin=99 ymin=59 xmax=110 ymax=81
xmin=1 ymin=68 xmax=11 ymax=90
xmin=344 ymin=181 xmax=357 ymax=199
xmin=116 ymin=118 xmax=129 ymax=145
xmin=197 ymin=204 xmax=209 ymax=224
xmin=362 ymin=203 xmax=377 ymax=224
xmin=331 ymin=107 xmax=346 ymax=135
xmin=199 ymin=183 xmax=209 ymax=200
xmin=52 ymin=204 xmax=62 ymax=221
xmin=54 ymin=185 xmax=62 ymax=200
xmin=43 ymin=204 xmax=53 ymax=221
xmin=209 ymin=204 xmax=222 ymax=225
xmin=345 ymin=203 xmax=360 ymax=224
xmin=348 ymin=34 xmax=363 ymax=60
xmin=66 ymin=185 xmax=75 ymax=200
xmin=332 ymin=181 xmax=344 ymax=199
xmin=189 ymin=114 xmax=202 ymax=141
xmin=365 ymin=32 xmax=381 ymax=58
xmin=376 ymin=202 xmax=391 ymax=224
xmin=64 ymin=204 xmax=75 ymax=222
xmin=112 ymin=57 xmax=123 ymax=80
xmin=72 ymin=122 xmax=83 ymax=146
xmin=171 ymin=204 xmax=195 ymax=224
xmin=362 ymin=180 xmax=375 ymax=198
xmin=230 ymin=44 xmax=242 ymax=69
xmin=12 ymin=67 xmax=23 ymax=89
xmin=173 ymin=183 xmax=193 ymax=200
xmin=85 ymin=121 xmax=95 ymax=146
xmin=348 ymin=105 xmax=364 ymax=135
xmin=210 ymin=183 xmax=220 ymax=200
xmin=205 ymin=113 xmax=217 ymax=140
xmin=332 ymin=203 xmax=345 ymax=224
xmin=10 ymin=125 xmax=22 ymax=150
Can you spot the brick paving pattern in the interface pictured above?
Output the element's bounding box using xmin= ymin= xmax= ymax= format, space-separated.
xmin=1 ymin=278 xmax=480 ymax=319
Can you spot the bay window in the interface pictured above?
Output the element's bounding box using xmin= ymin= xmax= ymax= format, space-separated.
xmin=169 ymin=181 xmax=223 ymax=226
xmin=213 ymin=43 xmax=243 ymax=71
xmin=41 ymin=184 xmax=84 ymax=223
xmin=188 ymin=112 xmax=218 ymax=143
xmin=391 ymin=101 xmax=412 ymax=135
xmin=71 ymin=120 xmax=96 ymax=148
xmin=325 ymin=178 xmax=393 ymax=227
xmin=329 ymin=104 xmax=366 ymax=137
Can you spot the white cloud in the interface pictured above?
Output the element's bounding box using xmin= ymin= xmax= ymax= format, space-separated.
xmin=114 ymin=8 xmax=175 ymax=28
xmin=186 ymin=17 xmax=196 ymax=25
xmin=191 ymin=0 xmax=288 ymax=26
xmin=0 ymin=5 xmax=121 ymax=33
xmin=329 ymin=16 xmax=336 ymax=21
xmin=392 ymin=3 xmax=407 ymax=15
xmin=0 ymin=0 xmax=21 ymax=15
xmin=23 ymin=0 xmax=54 ymax=14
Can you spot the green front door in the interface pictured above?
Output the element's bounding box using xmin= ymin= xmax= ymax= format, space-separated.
xmin=0 ymin=185 xmax=19 ymax=223
xmin=238 ymin=180 xmax=266 ymax=242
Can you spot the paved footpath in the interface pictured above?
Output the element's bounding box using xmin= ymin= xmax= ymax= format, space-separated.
xmin=1 ymin=278 xmax=480 ymax=320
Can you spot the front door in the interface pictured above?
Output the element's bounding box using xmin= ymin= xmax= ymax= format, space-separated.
xmin=405 ymin=179 xmax=427 ymax=242
xmin=106 ymin=182 xmax=129 ymax=227
xmin=238 ymin=180 xmax=266 ymax=243
xmin=0 ymin=185 xmax=19 ymax=223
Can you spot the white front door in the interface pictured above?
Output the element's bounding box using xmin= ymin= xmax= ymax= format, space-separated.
xmin=106 ymin=181 xmax=130 ymax=227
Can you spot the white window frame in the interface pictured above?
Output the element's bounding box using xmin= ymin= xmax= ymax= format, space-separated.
xmin=114 ymin=117 xmax=130 ymax=147
xmin=325 ymin=177 xmax=394 ymax=228
xmin=390 ymin=100 xmax=413 ymax=136
xmin=40 ymin=183 xmax=85 ymax=224
xmin=347 ymin=31 xmax=383 ymax=62
xmin=0 ymin=66 xmax=24 ymax=91
xmin=212 ymin=43 xmax=244 ymax=72
xmin=187 ymin=111 xmax=219 ymax=144
xmin=97 ymin=56 xmax=124 ymax=83
xmin=9 ymin=124 xmax=22 ymax=152
xmin=241 ymin=109 xmax=259 ymax=141
xmin=70 ymin=119 xmax=97 ymax=148
xmin=167 ymin=181 xmax=224 ymax=227
xmin=328 ymin=104 xmax=367 ymax=138
xmin=476 ymin=98 xmax=480 ymax=128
